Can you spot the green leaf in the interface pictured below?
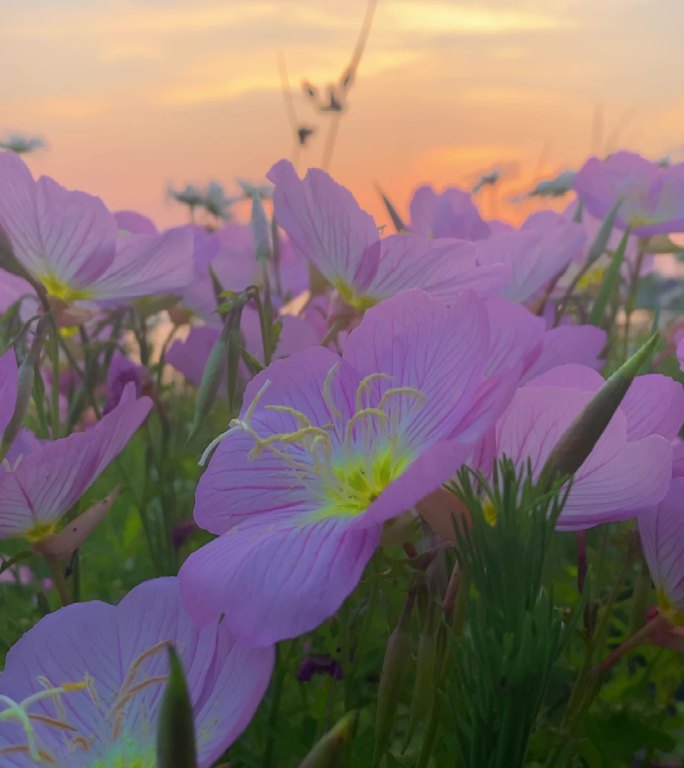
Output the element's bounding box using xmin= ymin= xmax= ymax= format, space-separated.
xmin=375 ymin=184 xmax=407 ymax=233
xmin=240 ymin=345 xmax=266 ymax=375
xmin=587 ymin=199 xmax=622 ymax=262
xmin=585 ymin=711 xmax=676 ymax=764
xmin=588 ymin=226 xmax=630 ymax=326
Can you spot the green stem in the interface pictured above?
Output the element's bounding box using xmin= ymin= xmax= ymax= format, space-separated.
xmin=621 ymin=238 xmax=647 ymax=360
xmin=44 ymin=555 xmax=71 ymax=606
xmin=262 ymin=645 xmax=290 ymax=768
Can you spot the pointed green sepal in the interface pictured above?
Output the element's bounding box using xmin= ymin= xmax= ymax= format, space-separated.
xmin=156 ymin=645 xmax=198 ymax=768
xmin=375 ymin=184 xmax=407 ymax=233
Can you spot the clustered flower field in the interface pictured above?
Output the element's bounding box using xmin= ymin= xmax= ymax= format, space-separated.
xmin=0 ymin=148 xmax=683 ymax=767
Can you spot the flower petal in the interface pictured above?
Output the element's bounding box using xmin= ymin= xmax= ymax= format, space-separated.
xmin=343 ymin=289 xmax=490 ymax=448
xmin=367 ymin=234 xmax=508 ymax=302
xmin=639 ymin=478 xmax=684 ymax=613
xmin=0 ymin=153 xmax=117 ymax=289
xmin=619 ymin=374 xmax=684 ymax=440
xmin=409 ymin=185 xmax=490 ymax=240
xmin=268 ymin=160 xmax=380 ymax=295
xmin=92 ymin=227 xmax=194 ymax=301
xmin=523 ymin=324 xmax=606 ymax=380
xmin=0 ymin=348 xmax=17 ymax=438
xmin=180 ymin=516 xmax=380 ymax=646
xmin=0 ymin=384 xmax=151 ymax=539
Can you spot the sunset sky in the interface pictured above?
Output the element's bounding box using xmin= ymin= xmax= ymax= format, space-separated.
xmin=1 ymin=0 xmax=683 ymax=228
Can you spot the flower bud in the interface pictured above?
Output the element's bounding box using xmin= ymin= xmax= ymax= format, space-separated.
xmin=540 ymin=332 xmax=659 ymax=484
xmin=297 ymin=710 xmax=358 ymax=768
xmin=373 ymin=590 xmax=415 ymax=764
xmin=156 ymin=645 xmax=197 ymax=768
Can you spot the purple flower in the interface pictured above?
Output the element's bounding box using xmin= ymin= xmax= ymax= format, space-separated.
xmin=166 ymin=311 xmax=319 ymax=386
xmin=639 ymin=478 xmax=684 ymax=623
xmin=408 ymin=184 xmax=491 ymax=240
xmin=0 ymin=153 xmax=193 ymax=303
xmin=182 ymin=222 xmax=308 ymax=323
xmin=475 ymin=364 xmax=681 ymax=531
xmin=0 ymin=577 xmax=273 ymax=767
xmin=573 ymin=152 xmax=684 ymax=236
xmin=180 ymin=289 xmax=526 ymax=646
xmin=104 ymin=352 xmax=148 ymax=414
xmin=114 ymin=209 xmax=159 ymax=235
xmin=167 ymin=326 xmax=222 ymax=387
xmin=0 ymin=353 xmax=151 ymax=541
xmin=522 ymin=324 xmax=606 ymax=381
xmin=296 ymin=654 xmax=344 ymax=682
xmin=267 ymin=161 xmax=508 ymax=309
xmin=474 ymin=211 xmax=586 ymax=303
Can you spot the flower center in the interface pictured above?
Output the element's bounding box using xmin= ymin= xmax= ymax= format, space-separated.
xmin=318 ymin=444 xmax=412 ymax=519
xmin=39 ymin=272 xmax=92 ymax=303
xmin=224 ymin=365 xmax=426 ymax=521
xmin=0 ymin=642 xmax=170 ymax=765
xmin=25 ymin=520 xmax=59 ymax=544
xmin=656 ymin=587 xmax=684 ymax=626
xmin=333 ymin=280 xmax=377 ymax=310
xmin=576 ymin=266 xmax=606 ymax=291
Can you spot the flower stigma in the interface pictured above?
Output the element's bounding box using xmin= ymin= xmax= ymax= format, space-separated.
xmin=226 ymin=363 xmax=427 ymax=521
xmin=0 ymin=676 xmax=90 ymax=763
xmin=0 ymin=642 xmax=172 ymax=766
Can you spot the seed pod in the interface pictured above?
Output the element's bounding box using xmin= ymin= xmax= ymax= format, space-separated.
xmin=403 ymin=599 xmax=438 ymax=750
xmin=33 ymin=486 xmax=120 ymax=559
xmin=372 ymin=590 xmax=415 ymax=765
xmin=250 ymin=190 xmax=272 ymax=266
xmin=188 ymin=294 xmax=246 ymax=441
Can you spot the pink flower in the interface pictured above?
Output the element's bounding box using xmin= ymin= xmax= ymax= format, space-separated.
xmin=0 ymin=577 xmax=273 ymax=767
xmin=268 ymin=161 xmax=507 ymax=309
xmin=475 ymin=364 xmax=681 ymax=530
xmin=0 ymin=350 xmax=152 ymax=542
xmin=180 ymin=289 xmax=531 ymax=646
xmin=474 ymin=211 xmax=586 ymax=303
xmin=0 ymin=154 xmax=193 ymax=303
xmin=573 ymin=152 xmax=684 ymax=236
xmin=408 ymin=184 xmax=491 ymax=240
xmin=639 ymin=478 xmax=684 ymax=623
